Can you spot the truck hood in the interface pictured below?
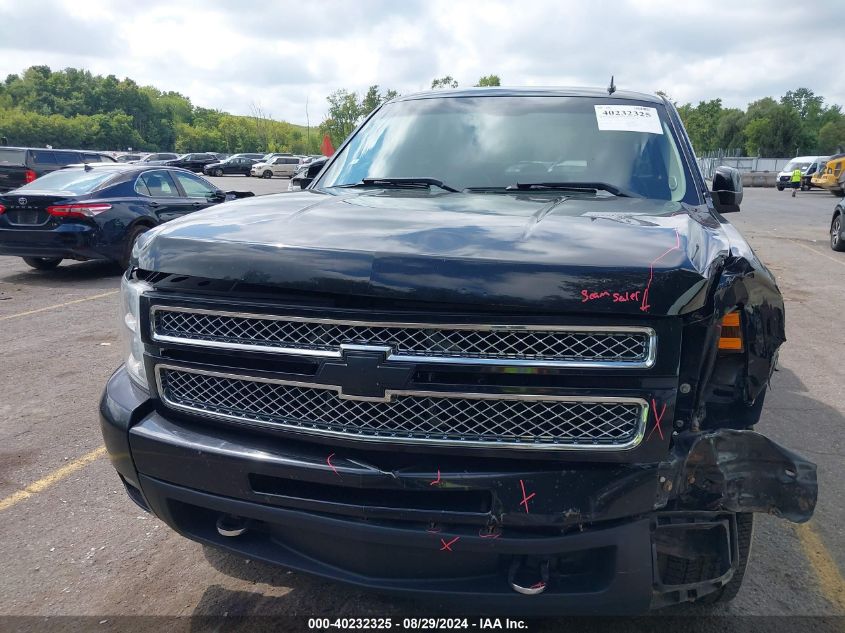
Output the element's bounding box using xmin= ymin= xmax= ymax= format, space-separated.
xmin=135 ymin=189 xmax=732 ymax=316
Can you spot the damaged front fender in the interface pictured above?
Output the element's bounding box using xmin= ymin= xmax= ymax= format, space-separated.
xmin=661 ymin=430 xmax=817 ymax=523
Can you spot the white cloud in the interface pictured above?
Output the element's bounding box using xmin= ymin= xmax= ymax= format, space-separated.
xmin=0 ymin=0 xmax=842 ymax=125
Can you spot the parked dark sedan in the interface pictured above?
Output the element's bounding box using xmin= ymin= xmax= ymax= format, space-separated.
xmin=0 ymin=164 xmax=253 ymax=271
xmin=203 ymin=156 xmax=258 ymax=177
xmin=163 ymin=153 xmax=218 ymax=172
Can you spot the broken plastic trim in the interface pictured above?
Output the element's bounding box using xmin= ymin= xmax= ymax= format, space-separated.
xmin=662 ymin=430 xmax=817 ymax=523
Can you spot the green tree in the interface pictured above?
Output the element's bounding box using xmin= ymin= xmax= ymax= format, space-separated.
xmin=321 ymin=89 xmax=362 ymax=146
xmin=475 ymin=75 xmax=501 ymax=87
xmin=744 ymin=103 xmax=803 ymax=157
xmin=0 ymin=65 xmax=321 ymax=153
xmin=781 ymin=88 xmax=824 ymax=120
xmin=174 ymin=122 xmax=224 ymax=153
xmin=817 ymin=119 xmax=845 ymax=154
xmin=714 ymin=109 xmax=746 ymax=153
xmin=781 ymin=88 xmax=845 ymax=153
xmin=359 ymin=85 xmax=398 ymax=118
xmin=319 ymin=86 xmax=399 ymax=147
xmin=677 ymin=99 xmax=723 ymax=152
xmin=431 ymin=76 xmax=458 ymax=89
xmin=89 ymin=112 xmax=146 ymax=150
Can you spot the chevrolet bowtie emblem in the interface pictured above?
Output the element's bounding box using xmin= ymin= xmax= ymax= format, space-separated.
xmin=316 ymin=346 xmax=413 ymax=401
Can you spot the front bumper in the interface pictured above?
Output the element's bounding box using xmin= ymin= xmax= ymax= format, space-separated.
xmin=101 ymin=366 xmax=817 ymax=614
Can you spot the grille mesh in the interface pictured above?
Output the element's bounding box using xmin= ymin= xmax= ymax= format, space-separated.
xmin=153 ymin=309 xmax=650 ymax=364
xmin=159 ymin=368 xmax=644 ymax=447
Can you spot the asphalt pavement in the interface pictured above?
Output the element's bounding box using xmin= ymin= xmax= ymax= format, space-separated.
xmin=0 ymin=181 xmax=843 ymax=631
xmin=209 ymin=173 xmax=294 ymax=196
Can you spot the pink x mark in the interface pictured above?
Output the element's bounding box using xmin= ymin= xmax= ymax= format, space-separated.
xmin=647 ymin=399 xmax=667 ymax=441
xmin=519 ymin=479 xmax=535 ymax=514
xmin=440 ymin=536 xmax=460 ymax=552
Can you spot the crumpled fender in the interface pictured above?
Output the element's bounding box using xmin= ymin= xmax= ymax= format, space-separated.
xmin=660 ymin=430 xmax=817 ymax=523
xmin=675 ymin=235 xmax=787 ymax=431
xmin=716 ymin=253 xmax=786 ymax=401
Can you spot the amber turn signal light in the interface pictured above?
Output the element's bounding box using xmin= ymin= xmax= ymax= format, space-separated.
xmin=718 ymin=311 xmax=743 ymax=351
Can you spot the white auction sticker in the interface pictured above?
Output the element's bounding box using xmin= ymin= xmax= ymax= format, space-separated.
xmin=594 ymin=105 xmax=663 ymax=134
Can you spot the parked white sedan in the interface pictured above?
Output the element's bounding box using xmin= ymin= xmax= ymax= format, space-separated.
xmin=250 ymin=156 xmax=302 ymax=178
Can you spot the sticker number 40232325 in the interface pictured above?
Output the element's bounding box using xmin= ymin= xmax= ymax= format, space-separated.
xmin=594 ymin=105 xmax=663 ymax=135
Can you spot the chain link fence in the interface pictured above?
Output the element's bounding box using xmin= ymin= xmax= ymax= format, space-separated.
xmin=696 ymin=151 xmax=794 ymax=186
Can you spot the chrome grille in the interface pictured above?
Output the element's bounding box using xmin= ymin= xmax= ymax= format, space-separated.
xmin=151 ymin=307 xmax=655 ymax=367
xmin=156 ymin=366 xmax=647 ymax=450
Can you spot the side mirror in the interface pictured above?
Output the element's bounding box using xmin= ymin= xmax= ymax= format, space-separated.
xmin=299 ymin=177 xmax=314 ymax=189
xmin=210 ymin=189 xmax=226 ymax=202
xmin=226 ymin=190 xmax=255 ymax=199
xmin=711 ymin=166 xmax=743 ymax=213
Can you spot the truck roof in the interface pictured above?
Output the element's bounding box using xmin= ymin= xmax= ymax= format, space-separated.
xmin=394 ymin=86 xmax=665 ymax=104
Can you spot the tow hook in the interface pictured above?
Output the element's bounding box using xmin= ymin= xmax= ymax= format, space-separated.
xmin=508 ymin=557 xmax=550 ymax=595
xmin=216 ymin=514 xmax=249 ymax=537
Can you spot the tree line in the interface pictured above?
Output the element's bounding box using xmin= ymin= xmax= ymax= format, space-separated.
xmin=674 ymin=88 xmax=845 ymax=157
xmin=2 ymin=66 xmax=843 ymax=159
xmin=0 ymin=66 xmax=322 ymax=154
xmin=324 ymin=77 xmax=845 ymax=158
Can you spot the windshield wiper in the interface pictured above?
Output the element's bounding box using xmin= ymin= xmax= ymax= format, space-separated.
xmin=335 ymin=177 xmax=460 ymax=193
xmin=502 ymin=182 xmax=639 ymax=197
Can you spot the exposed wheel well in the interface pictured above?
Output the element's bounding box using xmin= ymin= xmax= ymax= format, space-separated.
xmin=131 ymin=218 xmax=158 ymax=230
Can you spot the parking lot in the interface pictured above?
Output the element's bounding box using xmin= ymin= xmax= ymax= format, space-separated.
xmin=0 ymin=183 xmax=843 ymax=629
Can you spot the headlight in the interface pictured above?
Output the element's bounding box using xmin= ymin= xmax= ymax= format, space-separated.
xmin=120 ymin=274 xmax=153 ymax=390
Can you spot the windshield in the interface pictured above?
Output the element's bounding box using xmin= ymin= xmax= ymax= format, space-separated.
xmin=318 ymin=96 xmax=695 ymax=202
xmin=14 ymin=169 xmax=115 ymax=194
xmin=0 ymin=148 xmax=26 ymax=164
xmin=785 ymin=161 xmax=811 ymax=172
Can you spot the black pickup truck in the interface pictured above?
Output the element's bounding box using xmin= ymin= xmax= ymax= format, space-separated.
xmin=0 ymin=146 xmax=117 ymax=192
xmin=100 ymin=87 xmax=817 ymax=615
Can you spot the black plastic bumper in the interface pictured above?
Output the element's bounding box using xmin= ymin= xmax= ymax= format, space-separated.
xmin=141 ymin=475 xmax=655 ymax=615
xmin=100 ymin=366 xmax=817 ymax=614
xmin=0 ymin=224 xmax=103 ymax=260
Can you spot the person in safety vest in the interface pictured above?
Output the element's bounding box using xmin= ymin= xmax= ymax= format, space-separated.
xmin=791 ymin=167 xmax=802 ymax=197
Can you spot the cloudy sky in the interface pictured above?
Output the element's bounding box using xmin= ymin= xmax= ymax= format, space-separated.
xmin=1 ymin=0 xmax=842 ymax=125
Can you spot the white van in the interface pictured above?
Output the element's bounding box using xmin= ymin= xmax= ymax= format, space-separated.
xmin=777 ymin=155 xmax=829 ymax=191
xmin=250 ymin=156 xmax=302 ymax=179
